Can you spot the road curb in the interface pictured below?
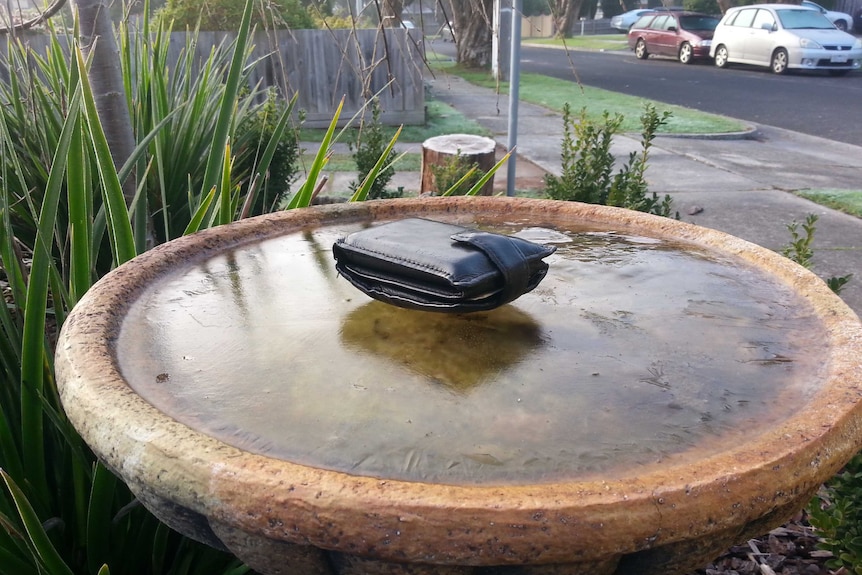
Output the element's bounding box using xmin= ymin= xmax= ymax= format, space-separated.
xmin=651 ymin=125 xmax=760 ymax=141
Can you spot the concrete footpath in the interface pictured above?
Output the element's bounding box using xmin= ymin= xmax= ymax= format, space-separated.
xmin=427 ymin=72 xmax=862 ymax=316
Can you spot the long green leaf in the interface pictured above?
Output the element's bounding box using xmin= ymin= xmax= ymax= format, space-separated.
xmin=86 ymin=463 xmax=116 ymax=575
xmin=184 ymin=188 xmax=218 ymax=237
xmin=199 ymin=0 xmax=255 ymax=199
xmin=288 ymin=97 xmax=344 ymax=209
xmin=464 ymin=150 xmax=513 ymax=196
xmin=66 ymin=109 xmax=91 ymax=306
xmin=19 ymin=85 xmax=83 ymax=511
xmin=246 ymin=92 xmax=298 ymax=210
xmin=0 ymin=470 xmax=74 ymax=575
xmin=439 ymin=166 xmax=478 ymax=197
xmin=441 ymin=149 xmax=513 ymax=197
xmin=75 ymin=47 xmax=137 ymax=267
xmin=151 ymin=521 xmax=170 ymax=574
xmin=217 ymin=143 xmax=234 ymax=227
xmin=0 ymin=529 xmax=38 ymax=575
xmin=0 ymin=97 xmax=26 ymax=486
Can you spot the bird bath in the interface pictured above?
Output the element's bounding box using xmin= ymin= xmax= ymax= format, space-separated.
xmin=56 ymin=197 xmax=862 ymax=575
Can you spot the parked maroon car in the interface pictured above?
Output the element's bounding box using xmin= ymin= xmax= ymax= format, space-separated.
xmin=627 ymin=11 xmax=721 ymax=64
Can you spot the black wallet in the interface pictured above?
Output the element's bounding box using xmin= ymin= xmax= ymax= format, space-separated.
xmin=332 ymin=218 xmax=556 ymax=312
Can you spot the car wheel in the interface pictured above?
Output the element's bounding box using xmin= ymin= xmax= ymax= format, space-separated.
xmin=835 ymin=19 xmax=848 ymax=31
xmin=635 ymin=39 xmax=649 ymax=60
xmin=770 ymin=48 xmax=788 ymax=74
xmin=714 ymin=45 xmax=729 ymax=68
xmin=678 ymin=42 xmax=693 ymax=64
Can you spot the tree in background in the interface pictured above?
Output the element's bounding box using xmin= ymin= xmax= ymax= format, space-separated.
xmin=682 ymin=0 xmax=720 ymax=13
xmin=552 ymin=0 xmax=586 ymax=37
xmin=380 ymin=0 xmax=405 ymax=25
xmin=523 ymin=0 xmax=550 ymax=15
xmin=600 ymin=0 xmax=636 ymax=20
xmin=449 ymin=0 xmax=493 ymax=67
xmin=155 ymin=0 xmax=315 ymax=30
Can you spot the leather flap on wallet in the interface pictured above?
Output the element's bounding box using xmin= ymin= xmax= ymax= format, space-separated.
xmin=332 ymin=218 xmax=556 ymax=312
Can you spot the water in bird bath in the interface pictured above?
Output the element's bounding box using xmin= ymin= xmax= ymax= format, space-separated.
xmin=117 ymin=218 xmax=826 ymax=485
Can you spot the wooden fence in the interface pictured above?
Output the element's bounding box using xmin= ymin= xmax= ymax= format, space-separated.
xmin=520 ymin=15 xmax=616 ymax=39
xmin=0 ymin=28 xmax=426 ymax=128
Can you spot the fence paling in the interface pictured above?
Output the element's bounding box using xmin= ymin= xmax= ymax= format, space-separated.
xmin=0 ymin=28 xmax=425 ymax=129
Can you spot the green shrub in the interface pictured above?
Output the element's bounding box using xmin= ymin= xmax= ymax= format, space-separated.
xmin=234 ymin=88 xmax=301 ymax=215
xmin=155 ymin=0 xmax=315 ymax=31
xmin=608 ymin=104 xmax=676 ymax=218
xmin=782 ymin=214 xmax=853 ymax=295
xmin=544 ymin=102 xmax=677 ymax=218
xmin=809 ymin=454 xmax=862 ymax=574
xmin=349 ymin=99 xmax=402 ymax=200
xmin=311 ymin=12 xmax=359 ymax=29
xmin=544 ymin=104 xmax=619 ymax=205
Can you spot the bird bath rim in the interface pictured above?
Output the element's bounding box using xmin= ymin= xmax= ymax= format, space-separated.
xmin=55 ymin=197 xmax=862 ymax=571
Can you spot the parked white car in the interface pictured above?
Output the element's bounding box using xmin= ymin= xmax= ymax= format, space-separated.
xmin=801 ymin=0 xmax=853 ymax=31
xmin=710 ymin=4 xmax=862 ymax=75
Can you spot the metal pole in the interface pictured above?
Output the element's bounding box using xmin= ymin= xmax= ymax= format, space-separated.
xmin=492 ymin=0 xmax=501 ymax=79
xmin=506 ymin=0 xmax=522 ymax=197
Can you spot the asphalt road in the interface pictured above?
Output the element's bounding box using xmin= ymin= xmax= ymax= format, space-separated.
xmin=427 ymin=40 xmax=862 ymax=146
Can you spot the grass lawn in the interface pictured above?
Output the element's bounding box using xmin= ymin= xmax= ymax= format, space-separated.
xmin=797 ymin=189 xmax=862 ymax=218
xmin=436 ymin=64 xmax=747 ymax=135
xmin=302 ymin=152 xmax=422 ymax=172
xmin=524 ymin=34 xmax=630 ymax=52
xmin=302 ymin=57 xmax=745 ymax=143
xmin=299 ymin=57 xmax=860 ymax=221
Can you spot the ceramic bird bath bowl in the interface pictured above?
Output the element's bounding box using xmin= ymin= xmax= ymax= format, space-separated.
xmin=56 ymin=197 xmax=862 ymax=575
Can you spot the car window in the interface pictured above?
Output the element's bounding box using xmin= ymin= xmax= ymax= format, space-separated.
xmin=679 ymin=15 xmax=720 ymax=30
xmin=775 ymin=8 xmax=835 ymax=29
xmin=752 ymin=9 xmax=775 ymax=30
xmin=632 ymin=15 xmax=655 ymax=28
xmin=649 ymin=15 xmax=670 ymax=30
xmin=729 ymin=8 xmax=757 ymax=27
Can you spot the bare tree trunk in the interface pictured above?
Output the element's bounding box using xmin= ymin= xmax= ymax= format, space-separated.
xmin=71 ymin=0 xmax=137 ymax=206
xmin=552 ymin=0 xmax=585 ymax=38
xmin=381 ymin=0 xmax=405 ymax=26
xmin=450 ymin=0 xmax=493 ymax=68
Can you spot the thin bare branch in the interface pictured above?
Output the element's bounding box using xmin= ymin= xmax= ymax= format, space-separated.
xmin=0 ymin=0 xmax=68 ymax=34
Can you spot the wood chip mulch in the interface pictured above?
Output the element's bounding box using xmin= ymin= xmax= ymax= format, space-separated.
xmin=687 ymin=512 xmax=842 ymax=575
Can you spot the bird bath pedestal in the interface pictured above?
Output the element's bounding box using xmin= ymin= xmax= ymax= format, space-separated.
xmin=56 ymin=198 xmax=862 ymax=575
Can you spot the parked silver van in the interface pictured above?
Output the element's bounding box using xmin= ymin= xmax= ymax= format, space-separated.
xmin=709 ymin=3 xmax=862 ymax=75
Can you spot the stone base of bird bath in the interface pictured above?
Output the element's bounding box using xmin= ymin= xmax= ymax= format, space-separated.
xmin=56 ymin=197 xmax=862 ymax=575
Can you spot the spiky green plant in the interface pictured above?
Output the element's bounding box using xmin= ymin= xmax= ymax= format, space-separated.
xmin=122 ymin=5 xmax=299 ymax=242
xmin=0 ymin=0 xmax=328 ymax=572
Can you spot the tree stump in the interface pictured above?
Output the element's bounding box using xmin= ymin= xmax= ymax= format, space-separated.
xmin=420 ymin=134 xmax=497 ymax=196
